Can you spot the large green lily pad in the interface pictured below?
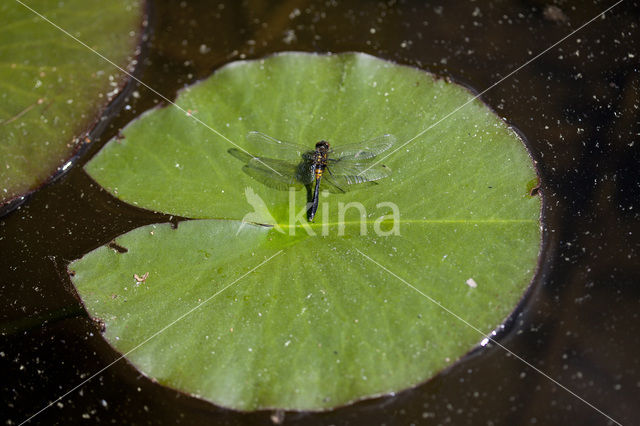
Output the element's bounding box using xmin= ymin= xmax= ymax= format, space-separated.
xmin=70 ymin=52 xmax=541 ymax=411
xmin=0 ymin=0 xmax=144 ymax=208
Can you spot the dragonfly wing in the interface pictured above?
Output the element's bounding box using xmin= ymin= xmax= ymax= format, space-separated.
xmin=323 ymin=173 xmax=378 ymax=193
xmin=246 ymin=131 xmax=311 ymax=162
xmin=330 ymin=134 xmax=396 ymax=160
xmin=321 ymin=174 xmax=347 ymax=194
xmin=296 ymin=162 xmax=315 ymax=185
xmin=243 ymin=157 xmax=308 ymax=191
xmin=328 ymin=161 xmax=392 ymax=184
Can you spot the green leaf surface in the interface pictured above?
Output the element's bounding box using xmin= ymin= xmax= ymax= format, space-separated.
xmin=0 ymin=0 xmax=144 ymax=206
xmin=71 ymin=52 xmax=541 ymax=411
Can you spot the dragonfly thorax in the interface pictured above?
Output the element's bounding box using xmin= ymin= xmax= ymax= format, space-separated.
xmin=313 ymin=141 xmax=330 ymax=168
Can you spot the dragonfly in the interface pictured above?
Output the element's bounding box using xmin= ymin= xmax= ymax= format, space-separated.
xmin=242 ymin=131 xmax=396 ymax=221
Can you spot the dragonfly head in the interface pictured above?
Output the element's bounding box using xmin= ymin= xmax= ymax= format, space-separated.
xmin=315 ymin=140 xmax=330 ymax=152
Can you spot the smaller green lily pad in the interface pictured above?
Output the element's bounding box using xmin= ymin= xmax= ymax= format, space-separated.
xmin=72 ymin=52 xmax=541 ymax=411
xmin=0 ymin=0 xmax=144 ymax=207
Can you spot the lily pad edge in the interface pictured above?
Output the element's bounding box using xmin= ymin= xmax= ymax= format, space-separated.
xmin=0 ymin=1 xmax=149 ymax=217
xmin=72 ymin=51 xmax=547 ymax=412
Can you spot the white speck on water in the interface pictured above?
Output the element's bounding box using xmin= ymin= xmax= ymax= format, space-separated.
xmin=289 ymin=8 xmax=300 ymax=19
xmin=283 ymin=29 xmax=296 ymax=44
xmin=466 ymin=278 xmax=478 ymax=288
xmin=369 ymin=27 xmax=376 ymax=34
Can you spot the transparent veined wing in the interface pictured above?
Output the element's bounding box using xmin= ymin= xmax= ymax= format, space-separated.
xmin=322 ymin=173 xmax=380 ymax=193
xmin=243 ymin=156 xmax=314 ymax=191
xmin=245 ymin=131 xmax=313 ymax=162
xmin=330 ymin=134 xmax=396 ymax=161
xmin=321 ymin=174 xmax=348 ymax=193
xmin=328 ymin=161 xmax=392 ymax=184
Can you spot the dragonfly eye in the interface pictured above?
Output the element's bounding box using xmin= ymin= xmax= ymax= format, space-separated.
xmin=316 ymin=141 xmax=330 ymax=151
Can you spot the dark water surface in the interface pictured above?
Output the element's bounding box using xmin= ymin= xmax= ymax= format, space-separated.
xmin=1 ymin=1 xmax=639 ymax=425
